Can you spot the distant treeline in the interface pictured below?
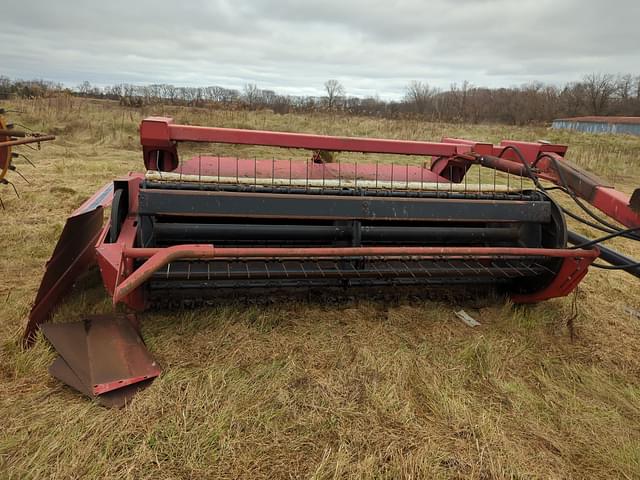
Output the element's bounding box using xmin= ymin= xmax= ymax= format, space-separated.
xmin=1 ymin=74 xmax=639 ymax=125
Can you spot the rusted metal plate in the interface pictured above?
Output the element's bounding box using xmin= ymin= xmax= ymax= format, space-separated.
xmin=41 ymin=318 xmax=91 ymax=387
xmin=50 ymin=356 xmax=90 ymax=397
xmin=24 ymin=183 xmax=114 ymax=346
xmin=41 ymin=314 xmax=160 ymax=396
xmin=50 ymin=356 xmax=153 ymax=408
xmin=85 ymin=314 xmax=159 ymax=395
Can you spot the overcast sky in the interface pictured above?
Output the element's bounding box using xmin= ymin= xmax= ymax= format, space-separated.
xmin=2 ymin=0 xmax=638 ymax=99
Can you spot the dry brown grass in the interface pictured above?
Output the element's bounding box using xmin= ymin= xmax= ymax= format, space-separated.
xmin=1 ymin=98 xmax=640 ymax=479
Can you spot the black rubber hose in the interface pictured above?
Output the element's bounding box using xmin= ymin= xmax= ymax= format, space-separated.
xmin=568 ymin=230 xmax=640 ymax=278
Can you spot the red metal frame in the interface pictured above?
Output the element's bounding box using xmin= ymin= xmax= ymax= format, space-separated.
xmin=0 ymin=135 xmax=56 ymax=149
xmin=112 ymin=244 xmax=599 ymax=306
xmin=437 ymin=138 xmax=639 ymax=229
xmin=139 ymin=117 xmax=640 ymax=231
xmin=141 ymin=116 xmax=472 ymax=170
xmin=27 ymin=117 xmax=640 ymax=343
xmin=93 ymin=167 xmax=597 ymax=310
xmin=511 ymin=254 xmax=595 ymax=303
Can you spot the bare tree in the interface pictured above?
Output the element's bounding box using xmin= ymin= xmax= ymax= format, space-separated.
xmin=583 ymin=73 xmax=616 ymax=115
xmin=8 ymin=70 xmax=640 ymax=123
xmin=77 ymin=81 xmax=92 ymax=96
xmin=161 ymin=84 xmax=177 ymax=103
xmin=448 ymin=80 xmax=471 ymax=121
xmin=324 ymin=79 xmax=345 ymax=110
xmin=261 ymin=89 xmax=277 ymax=106
xmin=404 ymin=81 xmax=435 ymax=116
xmin=220 ymin=87 xmax=240 ymax=104
xmin=617 ymin=74 xmax=634 ymax=100
xmin=243 ymin=83 xmax=260 ymax=109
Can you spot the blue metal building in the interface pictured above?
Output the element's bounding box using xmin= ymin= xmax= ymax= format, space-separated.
xmin=552 ymin=116 xmax=640 ymax=136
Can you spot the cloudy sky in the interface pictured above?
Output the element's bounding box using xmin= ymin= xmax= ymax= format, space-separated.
xmin=2 ymin=0 xmax=638 ymax=99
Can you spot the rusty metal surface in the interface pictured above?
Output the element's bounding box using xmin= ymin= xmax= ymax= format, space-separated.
xmin=50 ymin=356 xmax=88 ymax=395
xmin=49 ymin=315 xmax=153 ymax=408
xmin=0 ymin=135 xmax=56 ymax=148
xmin=0 ymin=128 xmax=27 ymax=137
xmin=85 ymin=314 xmax=160 ymax=395
xmin=23 ymin=208 xmax=105 ymax=345
xmin=42 ymin=321 xmax=92 ymax=387
xmin=40 ymin=314 xmax=160 ymax=396
xmin=112 ymin=244 xmax=599 ymax=305
xmin=0 ymin=114 xmax=55 ymax=193
xmin=50 ymin=356 xmax=153 ymax=408
xmin=24 ymin=183 xmax=114 ymax=346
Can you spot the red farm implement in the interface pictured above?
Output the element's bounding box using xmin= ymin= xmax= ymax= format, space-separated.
xmin=25 ymin=117 xmax=640 ymax=347
xmin=0 ymin=108 xmax=55 ymax=204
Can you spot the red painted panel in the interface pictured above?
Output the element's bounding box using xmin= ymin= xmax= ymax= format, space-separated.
xmin=112 ymin=245 xmax=599 ymax=306
xmin=140 ymin=117 xmax=471 ymax=158
xmin=591 ymin=187 xmax=640 ymax=229
xmin=175 ymin=156 xmax=448 ymax=183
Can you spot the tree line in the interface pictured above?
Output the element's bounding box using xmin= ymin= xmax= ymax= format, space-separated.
xmin=1 ymin=73 xmax=639 ymax=125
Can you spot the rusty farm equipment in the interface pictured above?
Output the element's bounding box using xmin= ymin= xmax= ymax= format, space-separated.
xmin=41 ymin=313 xmax=160 ymax=407
xmin=0 ymin=108 xmax=55 ymax=205
xmin=23 ymin=117 xmax=640 ymax=404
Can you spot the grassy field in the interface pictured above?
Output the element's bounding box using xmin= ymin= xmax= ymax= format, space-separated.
xmin=1 ymin=98 xmax=640 ymax=479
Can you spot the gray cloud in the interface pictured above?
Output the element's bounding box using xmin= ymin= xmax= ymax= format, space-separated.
xmin=2 ymin=0 xmax=638 ymax=98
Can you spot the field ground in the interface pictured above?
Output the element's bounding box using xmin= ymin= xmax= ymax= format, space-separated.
xmin=1 ymin=98 xmax=640 ymax=479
